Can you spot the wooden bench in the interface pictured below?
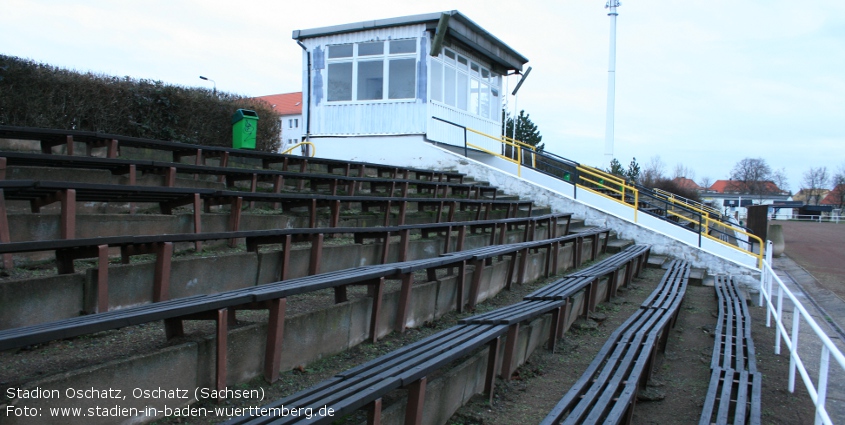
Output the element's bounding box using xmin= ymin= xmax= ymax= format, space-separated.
xmin=710 ymin=276 xmax=757 ymax=372
xmin=699 ymin=276 xmax=761 ymax=425
xmin=0 ymin=125 xmax=465 ymax=184
xmin=541 ymin=260 xmax=689 ymax=425
xmin=0 ymin=213 xmax=571 ymax=314
xmin=224 ymin=323 xmax=506 ymax=425
xmin=444 ymin=228 xmax=610 ymax=311
xmin=699 ymin=368 xmax=762 ymax=425
xmin=0 ymin=151 xmax=492 ymax=201
xmin=525 ymin=244 xmax=650 ymax=315
xmin=0 ymin=180 xmax=533 ymax=248
xmin=0 ymin=231 xmax=588 ymax=388
xmin=225 ymin=245 xmax=649 ymax=425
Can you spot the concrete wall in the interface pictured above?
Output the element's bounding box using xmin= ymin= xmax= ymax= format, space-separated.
xmin=5 ymin=235 xmax=599 ymax=425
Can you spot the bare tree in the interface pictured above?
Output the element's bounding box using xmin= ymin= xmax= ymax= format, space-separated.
xmin=773 ymin=167 xmax=790 ymax=195
xmin=698 ymin=176 xmax=713 ymax=191
xmin=672 ymin=163 xmax=696 ymax=181
xmin=640 ymin=155 xmax=666 ymax=188
xmin=832 ymin=164 xmax=845 ymax=209
xmin=801 ymin=166 xmax=829 ymax=205
xmin=729 ymin=157 xmax=777 ymax=200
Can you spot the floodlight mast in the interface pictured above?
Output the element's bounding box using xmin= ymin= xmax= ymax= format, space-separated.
xmin=604 ymin=1 xmax=620 ymax=167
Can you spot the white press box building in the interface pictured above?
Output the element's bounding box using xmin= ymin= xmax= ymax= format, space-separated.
xmin=292 ymin=11 xmax=528 ymax=163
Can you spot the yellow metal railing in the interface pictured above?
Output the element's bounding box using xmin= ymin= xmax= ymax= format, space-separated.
xmin=576 ymin=165 xmax=639 ymax=222
xmin=666 ymin=210 xmax=764 ymax=267
xmin=653 ymin=188 xmax=721 ymax=218
xmin=281 ymin=141 xmax=316 ymax=157
xmin=465 ymin=128 xmax=535 ymax=177
xmin=456 ymin=125 xmax=762 ymax=265
xmin=500 ymin=134 xmax=537 ymax=168
xmin=649 ymin=191 xmax=765 ymax=264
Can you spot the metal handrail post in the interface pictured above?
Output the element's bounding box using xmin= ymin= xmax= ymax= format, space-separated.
xmin=463 ymin=127 xmax=468 ymax=158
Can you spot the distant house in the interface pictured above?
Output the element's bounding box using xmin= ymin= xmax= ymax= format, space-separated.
xmin=291 ymin=11 xmax=528 ymax=163
xmin=254 ymin=92 xmax=303 ymax=153
xmin=821 ymin=184 xmax=845 ymax=209
xmin=792 ymin=188 xmax=829 ymax=206
xmin=671 ymin=177 xmax=700 ymax=192
xmin=701 ymin=179 xmax=792 ymax=220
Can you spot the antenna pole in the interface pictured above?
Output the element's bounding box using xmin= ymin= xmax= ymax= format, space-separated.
xmin=604 ymin=1 xmax=620 ymax=167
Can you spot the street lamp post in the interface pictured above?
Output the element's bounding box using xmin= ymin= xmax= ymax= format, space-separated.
xmin=199 ymin=76 xmax=217 ymax=95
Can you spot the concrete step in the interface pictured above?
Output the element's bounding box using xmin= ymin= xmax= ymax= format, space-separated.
xmin=530 ymin=206 xmax=552 ymax=216
xmin=567 ymin=218 xmax=586 ymax=230
xmin=647 ymin=254 xmax=669 ymax=269
xmin=606 ymin=238 xmax=634 ymax=253
xmin=689 ymin=268 xmax=706 ymax=286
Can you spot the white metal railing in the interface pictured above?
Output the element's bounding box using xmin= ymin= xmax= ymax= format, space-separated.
xmin=772 ymin=214 xmax=843 ymax=223
xmin=758 ymin=241 xmax=845 ymax=424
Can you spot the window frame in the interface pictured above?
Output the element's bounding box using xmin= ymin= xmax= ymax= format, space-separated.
xmin=324 ymin=39 xmax=419 ymax=104
xmin=429 ymin=47 xmax=501 ymax=122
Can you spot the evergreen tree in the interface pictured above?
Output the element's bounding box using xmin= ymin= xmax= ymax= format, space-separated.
xmin=503 ymin=109 xmax=544 ymax=151
xmin=607 ymin=158 xmax=625 ymax=177
xmin=627 ymin=157 xmax=641 ymax=184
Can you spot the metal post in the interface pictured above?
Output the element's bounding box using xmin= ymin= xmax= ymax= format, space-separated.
xmin=698 ymin=213 xmax=702 ymax=247
xmin=816 ymin=346 xmax=830 ymax=425
xmin=789 ymin=305 xmax=800 ymax=392
xmin=464 ymin=127 xmax=468 ymax=158
xmin=604 ymin=1 xmax=620 ymax=167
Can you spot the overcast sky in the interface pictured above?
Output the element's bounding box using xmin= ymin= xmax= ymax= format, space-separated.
xmin=2 ymin=0 xmax=843 ymax=192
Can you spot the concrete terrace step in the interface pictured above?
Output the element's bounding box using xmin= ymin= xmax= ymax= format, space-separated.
xmin=606 ymin=238 xmax=635 ymax=253
xmin=689 ymin=268 xmax=706 ymax=285
xmin=647 ymin=254 xmax=669 ymax=269
xmin=645 ymin=255 xmax=706 ymax=284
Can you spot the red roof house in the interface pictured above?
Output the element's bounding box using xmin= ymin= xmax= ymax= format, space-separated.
xmin=672 ymin=177 xmax=701 ymax=192
xmin=708 ymin=180 xmax=786 ymax=195
xmin=254 ymin=92 xmax=302 ymax=116
xmin=821 ymin=184 xmax=845 ymax=207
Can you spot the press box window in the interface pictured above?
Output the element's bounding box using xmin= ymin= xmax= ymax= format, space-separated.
xmin=325 ymin=39 xmax=418 ymax=102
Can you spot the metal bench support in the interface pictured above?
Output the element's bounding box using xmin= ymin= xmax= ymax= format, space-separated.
xmin=263 ymin=298 xmax=286 ymax=383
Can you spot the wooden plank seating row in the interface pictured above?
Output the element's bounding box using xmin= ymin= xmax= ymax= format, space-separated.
xmin=0 ymin=228 xmax=607 ymax=392
xmin=541 ymin=260 xmax=689 ymax=425
xmin=0 ymin=213 xmax=571 ymax=314
xmin=459 ymin=244 xmax=650 ymax=381
xmin=700 ymin=368 xmax=762 ymax=425
xmin=225 ymin=324 xmax=508 ymax=425
xmin=0 ymin=151 xmax=495 ymax=200
xmin=226 ymin=247 xmax=654 ymax=425
xmin=566 ymin=244 xmax=650 ymax=278
xmin=442 ymin=228 xmax=611 ymax=311
xmin=0 ymin=125 xmax=465 ymax=184
xmin=710 ymin=276 xmax=758 ymax=372
xmin=699 ymin=276 xmax=761 ymax=425
xmin=0 ymin=180 xmax=534 ymax=265
xmin=524 ymin=244 xmax=651 ymax=318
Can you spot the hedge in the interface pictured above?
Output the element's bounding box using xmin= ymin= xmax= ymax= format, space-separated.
xmin=0 ymin=55 xmax=281 ymax=151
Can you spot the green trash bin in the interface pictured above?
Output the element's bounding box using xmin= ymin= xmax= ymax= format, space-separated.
xmin=232 ymin=109 xmax=259 ymax=149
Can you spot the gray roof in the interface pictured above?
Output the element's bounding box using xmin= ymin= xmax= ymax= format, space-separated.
xmin=292 ymin=10 xmax=529 ymax=72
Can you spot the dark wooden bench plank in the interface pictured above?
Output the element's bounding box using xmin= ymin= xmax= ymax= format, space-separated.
xmin=711 ymin=276 xmax=757 ymax=372
xmin=541 ymin=260 xmax=689 ymax=425
xmin=699 ymin=368 xmax=762 ymax=425
xmin=0 ymin=125 xmax=467 ymax=184
xmin=226 ymin=324 xmax=505 ymax=425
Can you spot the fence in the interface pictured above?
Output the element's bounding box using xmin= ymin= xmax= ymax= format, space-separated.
xmin=758 ymin=241 xmax=845 ymax=424
xmin=772 ymin=214 xmax=843 ymax=223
